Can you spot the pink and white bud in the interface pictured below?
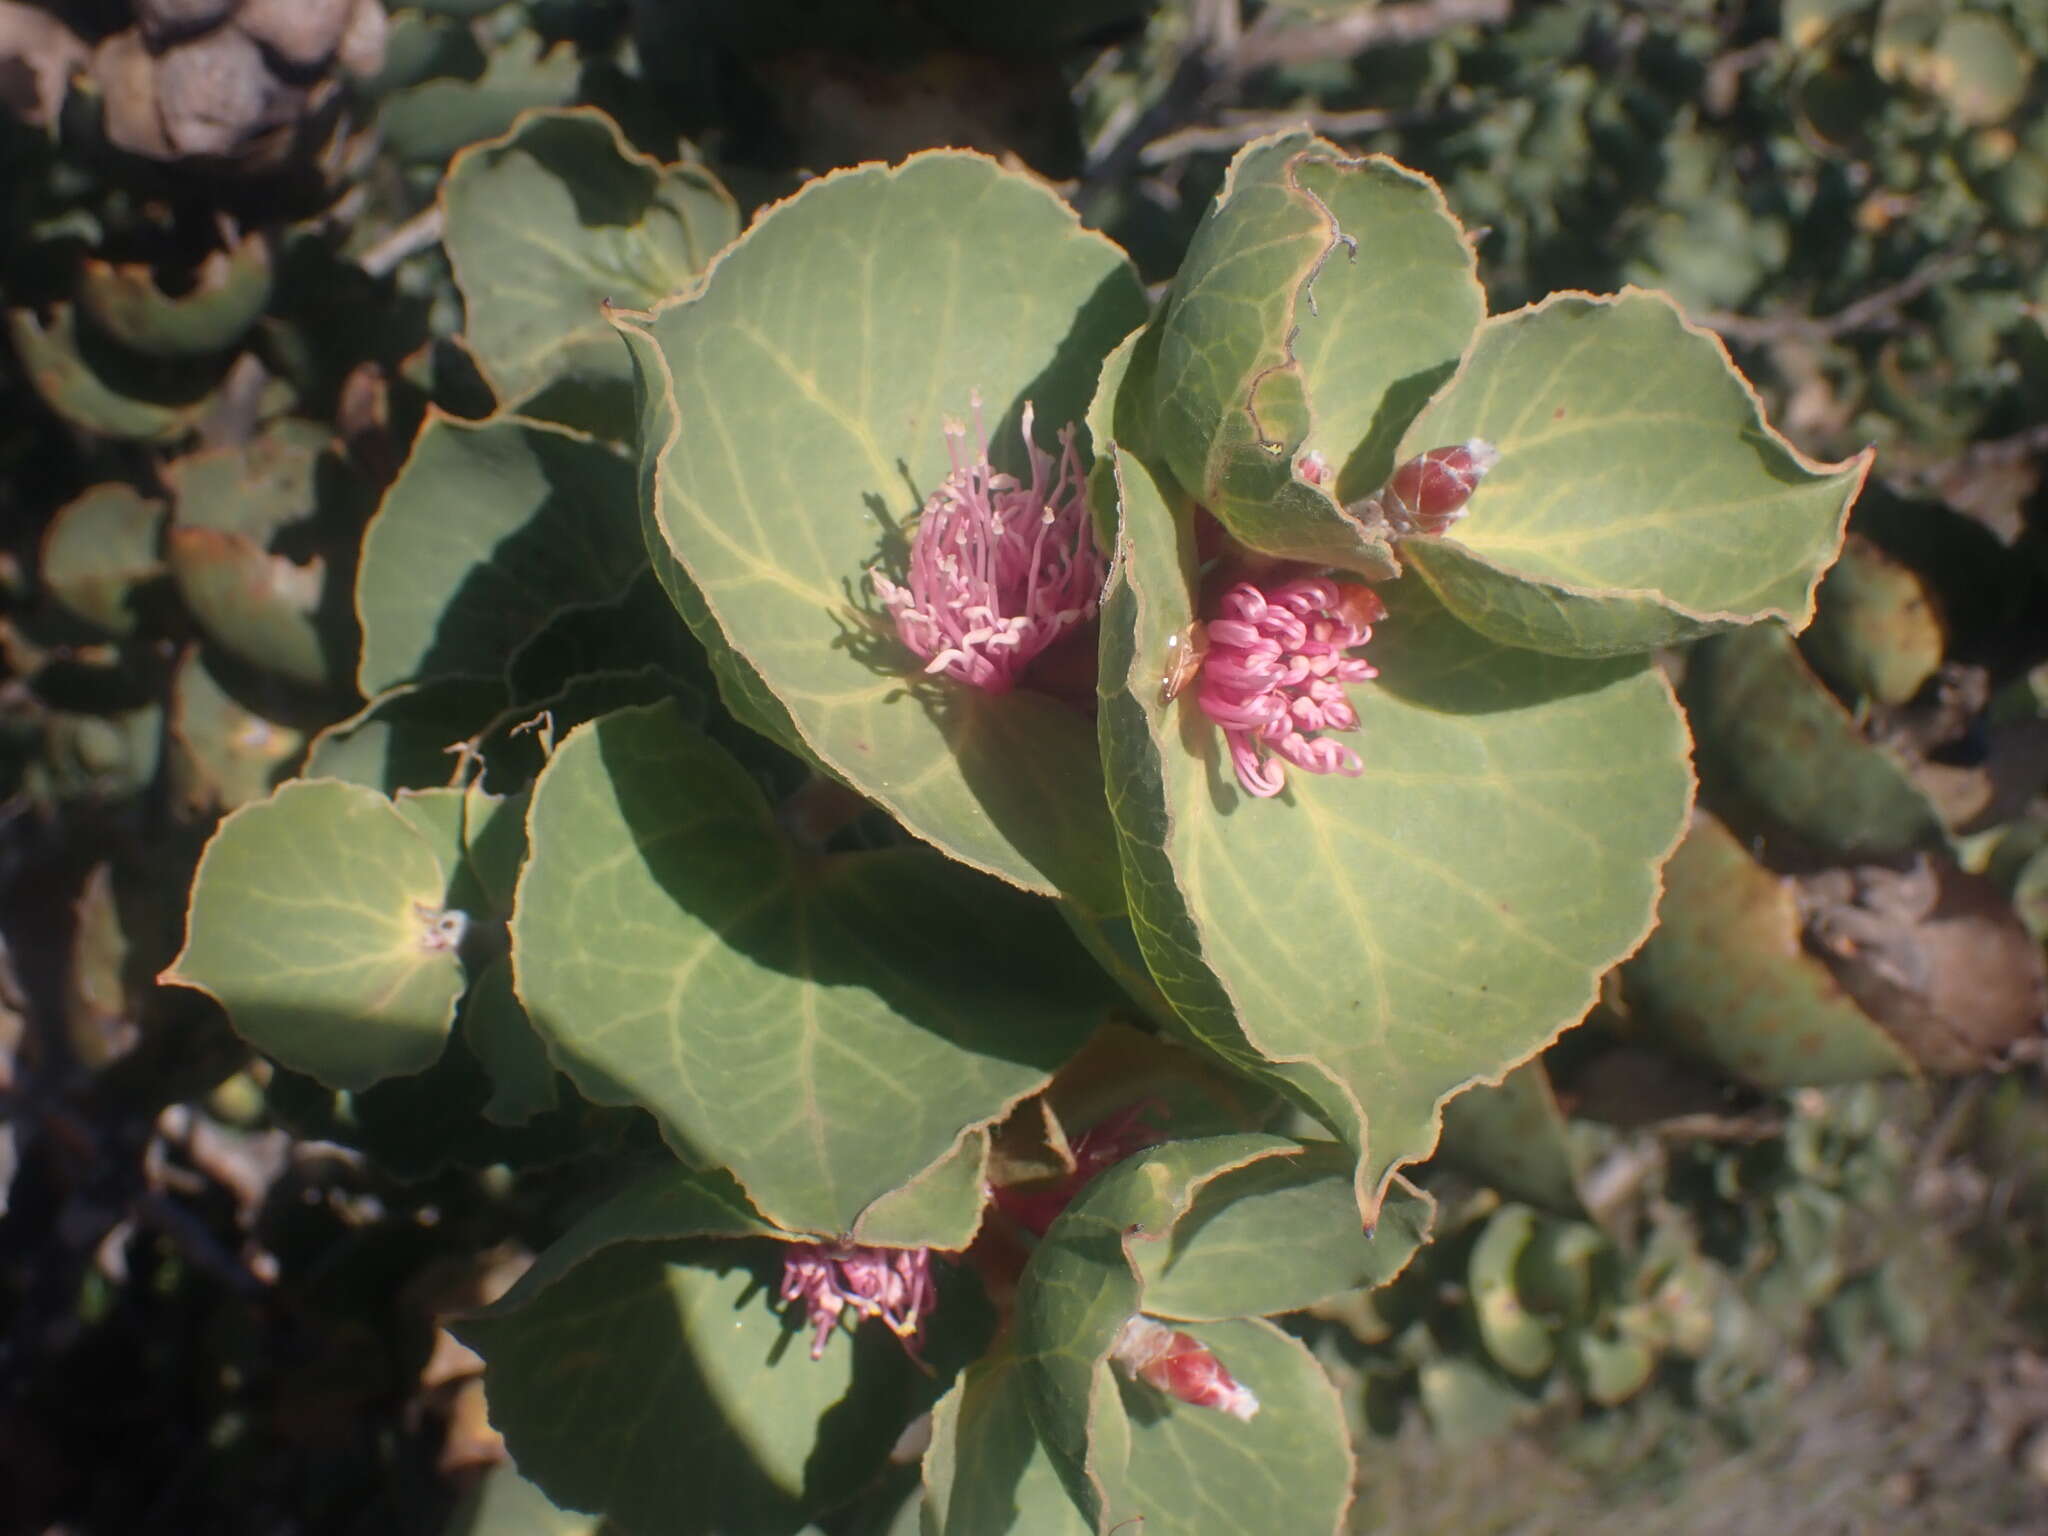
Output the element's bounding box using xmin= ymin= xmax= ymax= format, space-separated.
xmin=1369 ymin=439 xmax=1499 ymax=536
xmin=1110 ymin=1315 xmax=1260 ymax=1421
xmin=1297 ymin=449 xmax=1333 ymax=488
xmin=779 ymin=1241 xmax=937 ymax=1361
xmin=1195 ymin=576 xmax=1384 ymax=798
xmin=869 ymin=397 xmax=1103 ymax=694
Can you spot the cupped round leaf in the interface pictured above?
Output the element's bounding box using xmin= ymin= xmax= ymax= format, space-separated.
xmin=1015 ymin=1135 xmax=1291 ymax=1520
xmin=1136 ymin=1146 xmax=1434 ymax=1321
xmin=161 ymin=778 xmax=468 ymax=1089
xmin=461 ymin=1243 xmax=925 ymax=1536
xmin=1014 ymin=1136 xmax=1354 ymax=1533
xmin=441 ymin=107 xmax=739 ymax=407
xmin=1685 ymin=622 xmax=1944 ymax=859
xmin=75 ymin=234 xmax=272 ymax=359
xmin=166 ymin=526 xmax=335 ymax=688
xmin=510 ymin=701 xmax=1113 ymax=1240
xmin=1399 ymin=290 xmax=1866 ymax=657
xmin=1098 ymin=442 xmax=1694 ymax=1225
xmin=168 ymin=647 xmax=304 ymax=814
xmin=618 ymin=148 xmax=1149 ymax=900
xmin=1621 ymin=812 xmax=1914 ymax=1088
xmin=39 ymin=482 xmax=165 ymax=634
xmin=1799 ymin=531 xmax=1945 ymax=708
xmin=6 ymin=304 xmax=217 ymax=442
xmin=356 ymin=413 xmax=647 ymax=695
xmin=377 ymin=30 xmax=579 ymax=165
xmin=1147 ymin=131 xmax=1484 ymax=577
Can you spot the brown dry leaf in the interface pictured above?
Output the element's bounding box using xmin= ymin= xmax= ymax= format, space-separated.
xmin=237 ymin=0 xmax=357 ymax=72
xmin=136 ymin=0 xmax=236 ymax=48
xmin=91 ymin=30 xmax=173 ymax=159
xmin=1799 ymin=856 xmax=2048 ymax=1072
xmin=0 ymin=0 xmax=87 ymax=128
xmin=336 ymin=0 xmax=386 ymax=79
xmin=157 ymin=25 xmax=302 ymax=159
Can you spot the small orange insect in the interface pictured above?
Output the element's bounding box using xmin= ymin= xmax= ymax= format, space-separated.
xmin=1158 ymin=621 xmax=1209 ymax=704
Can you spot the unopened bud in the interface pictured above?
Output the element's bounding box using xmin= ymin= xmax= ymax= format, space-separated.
xmin=1109 ymin=1315 xmax=1260 ymax=1421
xmin=1373 ymin=439 xmax=1499 ymax=537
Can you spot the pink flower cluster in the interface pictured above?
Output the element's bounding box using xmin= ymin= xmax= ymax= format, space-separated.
xmin=779 ymin=1241 xmax=936 ymax=1361
xmin=1196 ymin=576 xmax=1385 ymax=799
xmin=870 ymin=398 xmax=1102 ymax=694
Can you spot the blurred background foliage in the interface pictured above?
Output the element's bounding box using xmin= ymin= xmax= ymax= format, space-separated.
xmin=2 ymin=0 xmax=2046 ymax=1531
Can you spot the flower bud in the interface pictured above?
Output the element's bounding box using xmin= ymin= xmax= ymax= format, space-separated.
xmin=1373 ymin=439 xmax=1499 ymax=536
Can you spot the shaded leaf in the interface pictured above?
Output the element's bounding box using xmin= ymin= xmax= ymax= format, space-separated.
xmin=1685 ymin=622 xmax=1944 ymax=858
xmin=442 ymin=107 xmax=738 ymax=406
xmin=1014 ymin=1136 xmax=1353 ymax=1533
xmin=1136 ymin=1146 xmax=1434 ymax=1321
xmin=510 ymin=701 xmax=1111 ymax=1239
xmin=7 ymin=303 xmax=216 ymax=441
xmin=356 ymin=414 xmax=646 ymax=695
xmin=39 ymin=482 xmax=165 ymax=634
xmin=1432 ymin=1057 xmax=1585 ymax=1217
xmin=167 ymin=646 xmax=304 ymax=814
xmin=162 ymin=778 xmax=468 ymax=1089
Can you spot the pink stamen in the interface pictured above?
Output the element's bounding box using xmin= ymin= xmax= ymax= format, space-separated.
xmin=778 ymin=1241 xmax=937 ymax=1361
xmin=870 ymin=396 xmax=1102 ymax=694
xmin=1194 ymin=576 xmax=1383 ymax=798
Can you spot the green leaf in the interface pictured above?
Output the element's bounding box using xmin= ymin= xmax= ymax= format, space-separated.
xmin=168 ymin=647 xmax=303 ymax=814
xmin=462 ymin=1243 xmax=925 ymax=1536
xmin=165 ymin=526 xmax=337 ymax=691
xmin=377 ymin=33 xmax=580 ymax=165
xmin=463 ymin=955 xmax=558 ymax=1125
xmin=6 ymin=304 xmax=216 ymax=442
xmin=923 ymin=1345 xmax=1094 ymax=1536
xmin=441 ymin=108 xmax=738 ymax=407
xmin=443 ymin=1462 xmax=603 ymax=1536
xmin=1468 ymin=1204 xmax=1556 ymax=1378
xmin=510 ymin=701 xmax=1111 ymax=1239
xmin=1015 ymin=1136 xmax=1354 ymax=1532
xmin=1799 ymin=532 xmax=1945 ymax=708
xmin=1136 ymin=1147 xmax=1434 ymax=1321
xmin=1014 ymin=1135 xmax=1288 ymax=1517
xmin=1116 ymin=1320 xmax=1353 ymax=1536
xmin=1097 ymin=440 xmax=1693 ymax=1223
xmin=75 ymin=234 xmax=273 ymax=359
xmin=39 ymin=482 xmax=165 ymax=634
xmin=1148 ymin=133 xmax=1484 ymax=578
xmin=1684 ymin=623 xmax=1944 ymax=858
xmin=618 ymin=149 xmax=1149 ymax=899
xmin=1400 ymin=290 xmax=1865 ymax=658
xmin=162 ymin=779 xmax=467 ymax=1090
xmin=1621 ymin=813 xmax=1914 ymax=1088
xmin=356 ymin=414 xmax=647 ymax=695
xmin=303 ymin=678 xmax=512 ymax=792
xmin=1432 ymin=1058 xmax=1586 ymax=1217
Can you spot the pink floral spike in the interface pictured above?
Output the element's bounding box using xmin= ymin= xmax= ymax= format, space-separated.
xmin=779 ymin=1241 xmax=937 ymax=1361
xmin=869 ymin=396 xmax=1103 ymax=694
xmin=1196 ymin=576 xmax=1385 ymax=799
